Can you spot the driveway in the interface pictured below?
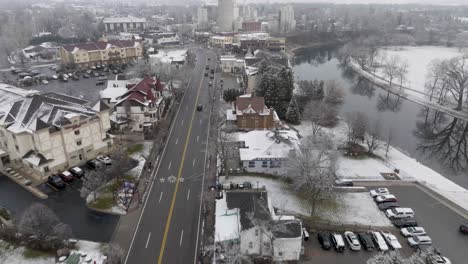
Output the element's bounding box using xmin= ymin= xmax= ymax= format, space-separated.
xmin=388 ymin=186 xmax=467 ymax=264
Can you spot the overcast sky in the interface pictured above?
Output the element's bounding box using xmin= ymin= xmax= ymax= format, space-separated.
xmin=226 ymin=0 xmax=468 ymax=5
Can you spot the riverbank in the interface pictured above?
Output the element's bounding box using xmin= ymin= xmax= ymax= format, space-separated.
xmin=286 ymin=41 xmax=344 ymax=58
xmin=347 ymin=59 xmax=468 ymax=122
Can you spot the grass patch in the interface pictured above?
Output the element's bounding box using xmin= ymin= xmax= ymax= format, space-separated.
xmin=0 ymin=207 xmax=12 ymax=221
xmin=23 ymin=248 xmax=53 ymax=259
xmin=89 ymin=195 xmax=114 ymax=210
xmin=127 ymin=144 xmax=143 ymax=155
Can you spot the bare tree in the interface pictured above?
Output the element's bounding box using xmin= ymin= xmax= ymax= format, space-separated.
xmin=383 ymin=55 xmax=402 ymax=86
xmin=216 ymin=240 xmax=253 ymax=264
xmin=396 ymin=60 xmax=409 ymax=88
xmin=384 ymin=128 xmax=394 ymax=158
xmin=216 ymin=129 xmax=234 ymax=177
xmin=365 ymin=119 xmax=382 ymax=155
xmin=346 ymin=112 xmax=368 ymax=144
xmin=102 ymin=243 xmax=125 ymax=264
xmin=284 ymin=135 xmax=336 ymax=216
xmin=425 ymin=59 xmax=448 ymax=103
xmin=324 ymin=80 xmax=345 ymax=105
xmin=80 ymin=169 xmax=107 ymax=202
xmin=442 ymin=56 xmax=468 ymax=110
xmin=367 ymin=249 xmax=430 ymax=264
xmin=304 ymin=101 xmax=338 ymax=135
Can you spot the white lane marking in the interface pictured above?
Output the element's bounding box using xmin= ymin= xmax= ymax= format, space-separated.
xmin=159 ymin=192 xmax=163 ymax=203
xmin=193 ymin=158 xmax=196 ymax=167
xmin=196 ymin=136 xmax=199 ymax=142
xmin=179 ymin=229 xmax=184 ymax=247
xmin=200 ymin=119 xmax=202 ymax=125
xmin=181 ymin=119 xmax=184 ymax=126
xmin=168 ymin=161 xmax=172 ymax=170
xmin=187 ymin=189 xmax=191 ymax=200
xmin=175 ymin=137 xmax=178 ymax=145
xmin=145 ymin=232 xmax=152 ymax=248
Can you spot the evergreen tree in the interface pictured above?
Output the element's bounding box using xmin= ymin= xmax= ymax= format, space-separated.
xmin=223 ymin=88 xmax=243 ymax=102
xmin=285 ymin=97 xmax=301 ymax=124
xmin=278 ymin=67 xmax=294 ymax=102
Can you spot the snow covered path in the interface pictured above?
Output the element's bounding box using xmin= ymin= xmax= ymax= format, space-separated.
xmin=348 ymin=59 xmax=468 ymax=122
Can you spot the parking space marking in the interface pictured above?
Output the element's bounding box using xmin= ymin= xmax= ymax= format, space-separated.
xmin=187 ymin=189 xmax=191 ymax=200
xmin=145 ymin=232 xmax=151 ymax=248
xmin=168 ymin=161 xmax=172 ymax=170
xmin=159 ymin=192 xmax=163 ymax=203
xmin=179 ymin=229 xmax=184 ymax=247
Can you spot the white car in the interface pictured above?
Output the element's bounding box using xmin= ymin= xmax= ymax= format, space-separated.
xmin=408 ymin=235 xmax=432 ymax=247
xmin=96 ymin=155 xmax=112 ymax=165
xmin=371 ymin=231 xmax=389 ymax=251
xmin=380 ymin=231 xmax=402 ymax=250
xmin=375 ymin=194 xmax=397 ymax=203
xmin=344 ymin=231 xmax=361 ymax=250
xmin=52 ymin=75 xmax=58 ymax=80
xmin=428 ymin=255 xmax=452 ymax=264
xmin=385 ymin=207 xmax=414 ymax=219
xmin=41 ymin=79 xmax=49 ymax=84
xmin=400 ymin=227 xmax=426 ymax=237
xmin=370 ymin=188 xmax=389 ymax=197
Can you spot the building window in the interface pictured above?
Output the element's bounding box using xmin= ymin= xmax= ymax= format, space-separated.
xmin=241 ymin=120 xmax=246 ymax=127
xmin=262 ymin=161 xmax=268 ymax=168
xmin=270 ymin=160 xmax=281 ymax=168
xmin=44 ymin=166 xmax=49 ymax=173
xmin=76 ymin=140 xmax=82 ymax=146
xmin=249 ymin=242 xmax=253 ymax=249
xmin=255 ymin=229 xmax=259 ymax=236
xmin=278 ymin=252 xmax=283 ymax=257
xmin=74 ymin=130 xmax=80 ymax=135
xmin=141 ymin=106 xmax=144 ymax=111
xmin=15 ymin=145 xmax=19 ymax=152
xmin=248 ymin=161 xmax=255 ymax=168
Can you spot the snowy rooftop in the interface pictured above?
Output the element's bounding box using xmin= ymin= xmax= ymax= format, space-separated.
xmin=239 ymin=32 xmax=270 ymax=41
xmin=215 ymin=192 xmax=241 ymax=242
xmin=150 ymin=49 xmax=187 ymax=64
xmin=237 ymin=130 xmax=300 ymax=161
xmin=103 ymin=16 xmax=146 ymax=24
xmin=100 ymin=81 xmax=129 ymax=103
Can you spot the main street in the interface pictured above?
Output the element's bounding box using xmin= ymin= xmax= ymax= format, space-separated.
xmin=125 ymin=47 xmax=217 ymax=264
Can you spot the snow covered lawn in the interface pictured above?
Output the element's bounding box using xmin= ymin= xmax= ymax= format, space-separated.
xmin=128 ymin=141 xmax=154 ymax=179
xmin=223 ymin=176 xmax=391 ymax=227
xmin=374 ymin=46 xmax=465 ymax=99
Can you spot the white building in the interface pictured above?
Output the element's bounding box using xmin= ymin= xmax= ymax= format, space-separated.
xmin=103 ymin=16 xmax=147 ymax=32
xmin=156 ymin=35 xmax=180 ymax=46
xmin=0 ymin=84 xmax=113 ymax=181
xmin=220 ymin=55 xmax=244 ymax=73
xmin=197 ymin=6 xmax=209 ymax=29
xmin=215 ymin=189 xmax=303 ymax=261
xmin=279 ymin=5 xmax=296 ymax=34
xmin=217 ymin=0 xmax=236 ymax=32
xmin=237 ymin=130 xmax=298 ymax=175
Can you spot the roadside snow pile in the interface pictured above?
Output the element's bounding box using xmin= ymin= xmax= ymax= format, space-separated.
xmin=321 ymin=192 xmax=392 ymax=227
xmin=0 ymin=240 xmax=53 ymax=264
xmin=70 ymin=240 xmax=107 ymax=264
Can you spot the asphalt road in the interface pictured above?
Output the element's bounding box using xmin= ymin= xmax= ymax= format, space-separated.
xmin=388 ymin=186 xmax=468 ymax=264
xmin=125 ymin=47 xmax=216 ymax=264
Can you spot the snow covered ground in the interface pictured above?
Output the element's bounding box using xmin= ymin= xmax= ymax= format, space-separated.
xmin=223 ymin=176 xmax=391 ymax=227
xmin=293 ymin=120 xmax=468 ymax=214
xmin=128 ymin=141 xmax=154 ymax=179
xmin=0 ymin=239 xmax=106 ymax=264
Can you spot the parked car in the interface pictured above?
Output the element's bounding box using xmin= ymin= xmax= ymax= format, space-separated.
xmin=381 ymin=231 xmax=402 ymax=250
xmin=87 ymin=159 xmax=103 ymax=169
xmin=205 ymin=65 xmax=209 ymax=70
xmin=408 ymin=235 xmax=432 ymax=247
xmin=331 ymin=233 xmax=345 ymax=252
xmin=93 ymin=72 xmax=99 ymax=77
xmin=90 ymin=66 xmax=97 ymax=70
xmin=47 ymin=175 xmax=65 ymax=189
xmin=96 ymin=155 xmax=112 ymax=165
xmin=41 ymin=79 xmax=49 ymax=85
xmin=317 ymin=232 xmax=332 ymax=250
xmin=83 ymin=74 xmax=90 ymax=78
xmin=69 ymin=167 xmax=85 ymax=179
xmin=378 ymin=202 xmax=399 ymax=211
xmin=371 ymin=231 xmax=389 ymax=251
xmin=358 ymin=233 xmax=375 ymax=251
xmin=401 ymin=227 xmax=426 ymax=237
xmin=386 ymin=207 xmax=415 ymax=219
xmin=459 ymin=223 xmax=468 ymax=234
xmin=302 ymin=228 xmax=309 ymax=241
xmin=96 ymin=80 xmax=105 ymax=86
xmin=344 ymin=231 xmax=361 ymax=251
xmin=62 ymin=77 xmax=68 ymax=82
xmin=72 ymin=75 xmax=79 ymax=81
xmin=427 ymin=255 xmax=452 ymax=264
xmin=375 ymin=194 xmax=397 ymax=203
xmin=370 ymin=188 xmax=389 ymax=197
xmin=204 ymin=72 xmax=208 ymax=76
xmin=393 ymin=218 xmax=418 ymax=228
xmin=59 ymin=171 xmax=74 ymax=183
xmin=208 ymin=81 xmax=213 ymax=86
xmin=334 ymin=179 xmax=353 ymax=186
xmin=98 ymin=76 xmax=107 ymax=81
xmin=112 ymin=70 xmax=119 ymax=74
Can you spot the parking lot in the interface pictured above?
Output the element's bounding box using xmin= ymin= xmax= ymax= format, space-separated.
xmin=300 ymin=186 xmax=467 ymax=264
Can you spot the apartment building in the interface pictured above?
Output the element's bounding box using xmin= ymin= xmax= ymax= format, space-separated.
xmin=103 ymin=16 xmax=147 ymax=32
xmin=59 ymin=40 xmax=142 ymax=68
xmin=0 ymin=84 xmax=113 ymax=181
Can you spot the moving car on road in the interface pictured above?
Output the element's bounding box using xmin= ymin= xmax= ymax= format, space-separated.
xmin=197 ymin=104 xmax=203 ymax=111
xmin=401 ymin=227 xmax=426 ymax=237
xmin=370 ymin=188 xmax=389 ymax=197
xmin=381 ymin=231 xmax=402 ymax=250
xmin=393 ymin=218 xmax=418 ymax=228
xmin=331 ymin=233 xmax=345 ymax=252
xmin=317 ymin=232 xmax=332 ymax=250
xmin=344 ymin=231 xmax=361 ymax=251
xmin=358 ymin=233 xmax=375 ymax=251
xmin=408 ymin=235 xmax=432 ymax=247
xmin=371 ymin=231 xmax=389 ymax=251
xmin=47 ymin=175 xmax=65 ymax=190
xmin=375 ymin=194 xmax=397 ymax=203
xmin=459 ymin=223 xmax=468 ymax=234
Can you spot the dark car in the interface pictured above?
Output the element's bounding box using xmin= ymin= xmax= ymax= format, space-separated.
xmin=47 ymin=175 xmax=65 ymax=189
xmin=112 ymin=70 xmax=119 ymax=74
xmin=204 ymin=72 xmax=209 ymax=76
xmin=72 ymin=75 xmax=79 ymax=81
xmin=317 ymin=232 xmax=332 ymax=250
xmin=69 ymin=167 xmax=85 ymax=179
xmin=197 ymin=104 xmax=203 ymax=111
xmin=59 ymin=171 xmax=74 ymax=183
xmin=210 ymin=75 xmax=214 ymax=79
xmin=83 ymin=74 xmax=90 ymax=78
xmin=87 ymin=159 xmax=103 ymax=169
xmin=99 ymin=72 xmax=105 ymax=76
xmin=460 ymin=223 xmax=468 ymax=234
xmin=393 ymin=218 xmax=418 ymax=228
xmin=378 ymin=202 xmax=399 ymax=211
xmin=358 ymin=233 xmax=375 ymax=251
xmin=335 ymin=180 xmax=353 ymax=186
xmin=205 ymin=65 xmax=209 ymax=70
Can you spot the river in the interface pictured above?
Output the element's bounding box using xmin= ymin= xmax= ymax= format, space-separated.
xmin=292 ymin=45 xmax=468 ymax=189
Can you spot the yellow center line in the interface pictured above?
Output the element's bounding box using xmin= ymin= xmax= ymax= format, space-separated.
xmin=157 ymin=59 xmax=206 ymax=264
